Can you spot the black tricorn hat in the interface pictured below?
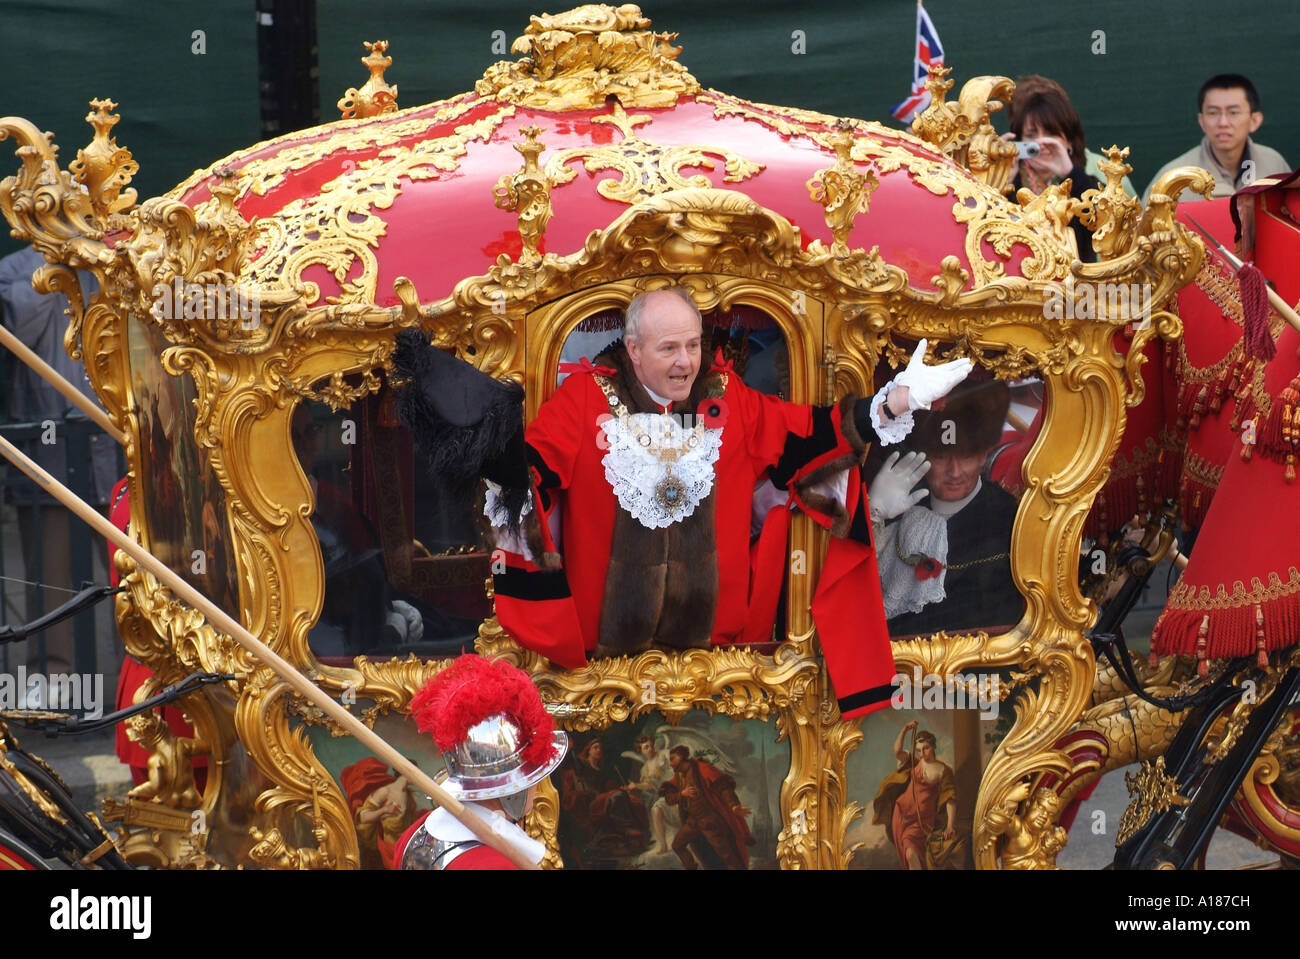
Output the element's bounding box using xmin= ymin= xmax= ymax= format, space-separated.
xmin=390 ymin=328 xmax=525 ymax=497
xmin=908 ymin=379 xmax=1011 ymax=457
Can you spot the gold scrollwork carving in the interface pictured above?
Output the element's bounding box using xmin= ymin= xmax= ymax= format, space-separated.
xmin=911 ymin=66 xmax=1018 ymax=192
xmin=246 ymin=106 xmax=515 ymax=305
xmin=238 ymin=673 xmax=358 ymax=869
xmin=819 ymin=697 xmax=865 ymax=869
xmin=1116 ymin=755 xmax=1189 ymax=846
xmin=543 ymin=99 xmax=763 ymax=207
xmin=522 ymin=777 xmax=563 ymax=869
xmin=476 ymin=4 xmax=700 ymax=110
xmin=0 ymin=109 xmax=120 ymax=269
xmin=1077 ymin=145 xmax=1142 ymax=260
xmin=0 ymin=727 xmax=69 ymax=825
xmin=68 ymin=98 xmax=139 ymax=222
xmin=173 ymin=97 xmax=482 ymax=204
xmin=806 ymin=120 xmax=879 ymax=258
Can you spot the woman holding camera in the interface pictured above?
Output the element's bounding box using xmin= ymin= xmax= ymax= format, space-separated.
xmin=1006 ymin=75 xmax=1102 ymax=262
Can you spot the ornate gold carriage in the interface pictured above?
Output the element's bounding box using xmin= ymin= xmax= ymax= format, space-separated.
xmin=1 ymin=5 xmax=1225 ymax=870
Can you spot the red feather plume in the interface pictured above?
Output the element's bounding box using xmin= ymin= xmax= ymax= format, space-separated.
xmin=409 ymin=656 xmax=557 ymax=768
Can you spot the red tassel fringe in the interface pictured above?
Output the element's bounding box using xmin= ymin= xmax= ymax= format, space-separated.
xmin=1084 ymin=434 xmax=1180 ymax=541
xmin=1254 ymin=373 xmax=1300 ymax=481
xmin=1151 ymin=579 xmax=1300 ymax=661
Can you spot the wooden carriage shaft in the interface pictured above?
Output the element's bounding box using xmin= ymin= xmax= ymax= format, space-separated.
xmin=0 ymin=433 xmax=538 ymax=870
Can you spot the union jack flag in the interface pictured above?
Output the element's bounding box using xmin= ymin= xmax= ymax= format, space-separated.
xmin=890 ymin=1 xmax=945 ymax=124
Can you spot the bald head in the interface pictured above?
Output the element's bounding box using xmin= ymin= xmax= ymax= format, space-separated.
xmin=624 ymin=288 xmax=703 ymax=403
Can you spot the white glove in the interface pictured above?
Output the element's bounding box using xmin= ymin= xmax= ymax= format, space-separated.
xmin=390 ymin=600 xmax=424 ymax=644
xmin=868 ymin=451 xmax=931 ymax=521
xmin=894 ymin=339 xmax=973 ymax=411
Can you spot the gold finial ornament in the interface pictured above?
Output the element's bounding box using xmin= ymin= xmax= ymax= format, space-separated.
xmin=476 ymin=3 xmax=700 ymax=109
xmin=1077 ymin=145 xmax=1141 ymax=260
xmin=494 ymin=125 xmax=555 ymax=265
xmin=69 ymin=98 xmax=139 ymax=223
xmin=337 ymin=40 xmax=399 ymax=120
xmin=806 ymin=119 xmax=879 ymax=257
xmin=911 ymin=65 xmax=1018 ymax=192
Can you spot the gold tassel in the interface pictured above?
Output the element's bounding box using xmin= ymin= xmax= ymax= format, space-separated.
xmin=1255 ymin=605 xmax=1268 ymax=669
xmin=1190 ymin=386 xmax=1208 ymax=430
xmin=1286 ymin=404 xmax=1297 ymax=482
xmin=1196 ymin=614 xmax=1209 ymax=679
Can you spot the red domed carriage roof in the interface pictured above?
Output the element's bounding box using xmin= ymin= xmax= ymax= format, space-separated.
xmin=169 ymin=8 xmax=1050 ymax=310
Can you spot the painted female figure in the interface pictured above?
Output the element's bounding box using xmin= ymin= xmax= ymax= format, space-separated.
xmin=872 ymin=721 xmax=959 ymax=869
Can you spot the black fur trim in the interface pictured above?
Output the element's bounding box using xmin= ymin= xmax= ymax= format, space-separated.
xmin=391 ymin=329 xmax=527 ymax=525
xmin=494 ymin=567 xmax=571 ymax=601
xmin=770 ymin=406 xmax=838 ymax=489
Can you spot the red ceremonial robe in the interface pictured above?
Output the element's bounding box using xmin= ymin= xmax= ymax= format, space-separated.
xmin=491 ymin=347 xmax=897 ymax=718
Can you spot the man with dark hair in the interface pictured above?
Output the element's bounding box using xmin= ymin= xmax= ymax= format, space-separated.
xmin=660 ymin=745 xmax=753 ymax=870
xmin=558 ymin=737 xmax=650 ymax=865
xmin=1143 ymin=74 xmax=1290 ymax=203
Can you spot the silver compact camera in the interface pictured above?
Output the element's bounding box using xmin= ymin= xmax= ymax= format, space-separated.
xmin=1011 ymin=140 xmax=1041 ymax=160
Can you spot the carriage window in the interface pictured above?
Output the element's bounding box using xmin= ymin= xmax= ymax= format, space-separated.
xmin=867 ymin=347 xmax=1041 ymax=640
xmin=294 ymin=390 xmax=488 ymax=664
xmin=127 ymin=314 xmax=240 ymax=616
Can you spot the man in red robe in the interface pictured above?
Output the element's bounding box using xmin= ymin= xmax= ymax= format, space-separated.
xmin=394 ymin=287 xmax=971 ymax=718
xmin=660 ymin=744 xmax=753 ymax=870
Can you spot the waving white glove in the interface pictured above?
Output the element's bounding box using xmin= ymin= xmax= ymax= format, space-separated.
xmin=868 ymin=451 xmax=931 ymax=521
xmin=894 ymin=339 xmax=973 ymax=411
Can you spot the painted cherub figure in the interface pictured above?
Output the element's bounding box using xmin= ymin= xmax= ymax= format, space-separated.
xmin=124 ymin=710 xmax=207 ymax=809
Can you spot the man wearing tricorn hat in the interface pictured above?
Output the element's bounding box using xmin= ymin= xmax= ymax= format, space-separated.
xmin=393 ymin=655 xmax=567 ymax=870
xmin=869 ymin=380 xmax=1023 ymax=636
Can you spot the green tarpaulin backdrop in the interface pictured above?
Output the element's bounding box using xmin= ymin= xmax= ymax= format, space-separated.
xmin=3 ymin=0 xmax=1298 ymax=258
